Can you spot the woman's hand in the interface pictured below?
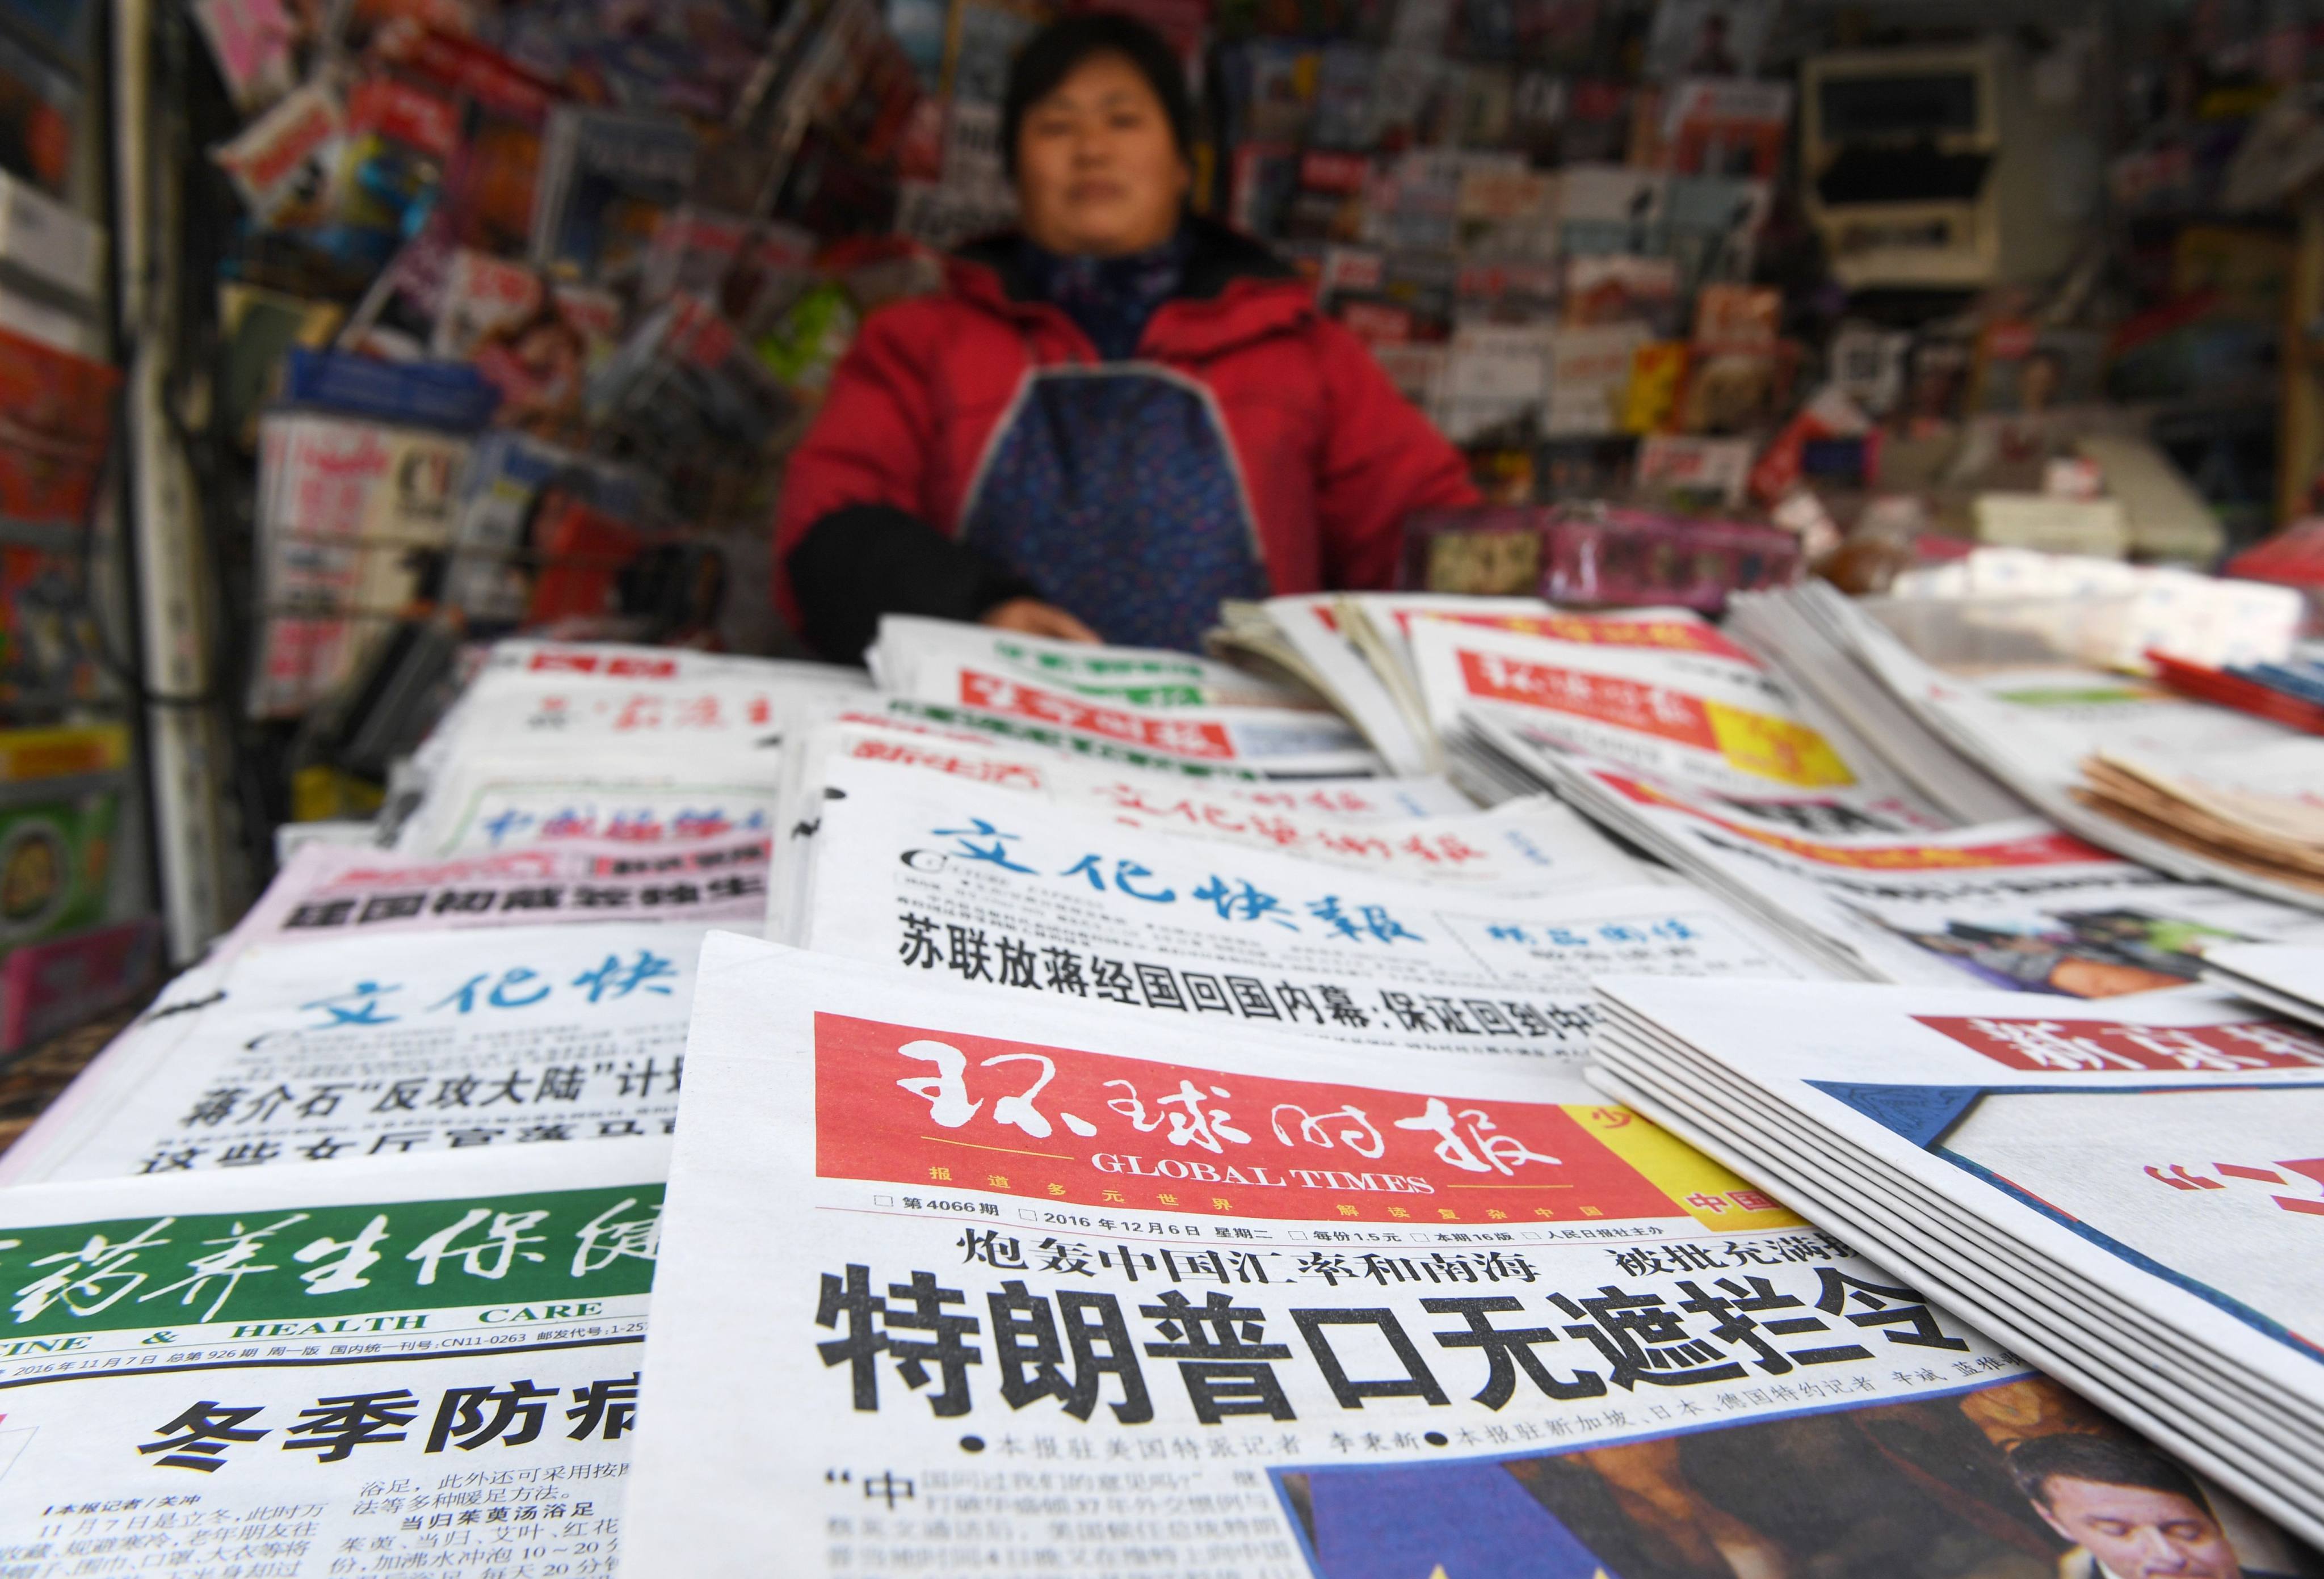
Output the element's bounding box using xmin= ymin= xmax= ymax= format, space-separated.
xmin=981 ymin=597 xmax=1099 ymax=643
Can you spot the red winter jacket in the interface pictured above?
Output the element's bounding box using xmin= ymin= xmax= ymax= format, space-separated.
xmin=775 ymin=219 xmax=1477 ymax=660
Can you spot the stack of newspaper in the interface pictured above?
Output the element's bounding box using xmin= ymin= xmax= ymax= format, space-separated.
xmin=768 ymin=720 xmax=1829 ymax=1071
xmin=2203 ymin=942 xmax=2324 ymax=1031
xmin=0 ymin=625 xmax=2308 ymax=1578
xmin=0 ymin=638 xmax=885 ymax=1568
xmin=1406 ymin=601 xmax=1939 ymax=826
xmin=764 ymin=710 xmax=1648 ymax=937
xmin=390 ymin=636 xmax=872 ymax=856
xmin=2077 ymin=743 xmax=2324 ymax=898
xmin=1 ymin=638 xmax=886 ymax=1186
xmin=1205 ymin=593 xmax=1559 ymax=775
xmin=867 ymin=613 xmax=1386 ymax=777
xmin=1589 ymin=972 xmax=2324 ymax=1546
xmin=1737 ymin=580 xmax=2324 ymax=911
xmin=1724 ymin=580 xmax=2030 ymax=824
xmin=1407 ymin=606 xmax=2324 ymax=991
xmin=606 ymin=933 xmax=2290 ymax=1574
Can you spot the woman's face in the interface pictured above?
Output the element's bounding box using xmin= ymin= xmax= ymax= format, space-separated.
xmin=1015 ymin=51 xmax=1190 ymax=257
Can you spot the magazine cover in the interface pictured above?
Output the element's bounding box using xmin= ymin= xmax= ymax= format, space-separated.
xmin=529 ymin=107 xmax=697 ymax=283
xmin=0 ymin=19 xmax=76 ymax=196
xmin=0 ymin=322 xmax=115 ymax=524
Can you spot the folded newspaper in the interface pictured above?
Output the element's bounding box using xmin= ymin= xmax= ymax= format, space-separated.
xmin=620 ymin=936 xmax=2317 ymax=1577
xmin=782 ymin=751 xmax=1816 ymax=1067
xmin=1407 ymin=605 xmax=1943 ymax=833
xmin=788 ymin=715 xmax=1650 ymax=893
xmin=1206 ymin=593 xmax=1558 ymax=776
xmin=217 ymin=835 xmax=771 ymax=960
xmin=0 ymin=1138 xmax=668 ymax=1570
xmin=409 ymin=638 xmax=871 ymax=782
xmin=2203 ymin=943 xmax=2324 ymax=1032
xmin=763 ymin=712 xmax=1488 ymax=950
xmin=867 ymin=615 xmax=1385 ymax=778
xmin=392 ymin=639 xmax=871 ymax=855
xmin=0 ymin=923 xmax=704 ymax=1185
xmin=1588 ymin=974 xmax=2324 ymax=1544
xmin=393 ymin=758 xmax=792 ymax=857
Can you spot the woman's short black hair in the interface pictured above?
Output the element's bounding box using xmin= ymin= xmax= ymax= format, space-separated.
xmin=1001 ymin=12 xmax=1193 ymax=178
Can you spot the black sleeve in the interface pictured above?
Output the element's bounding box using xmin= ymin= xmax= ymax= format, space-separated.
xmin=783 ymin=503 xmax=1040 ymax=663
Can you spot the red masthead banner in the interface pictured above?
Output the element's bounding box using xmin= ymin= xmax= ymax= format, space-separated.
xmin=813 ymin=1013 xmax=1690 ymax=1226
xmin=1915 ymin=1014 xmax=2324 ymax=1073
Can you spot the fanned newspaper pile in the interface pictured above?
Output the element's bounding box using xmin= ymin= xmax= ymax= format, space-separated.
xmin=7 ymin=620 xmax=2314 ymax=1578
xmin=1207 ymin=593 xmax=1560 ymax=775
xmin=1403 ymin=605 xmax=2324 ymax=993
xmin=1737 ymin=582 xmax=2324 ymax=911
xmin=1588 ymin=973 xmax=2324 ymax=1546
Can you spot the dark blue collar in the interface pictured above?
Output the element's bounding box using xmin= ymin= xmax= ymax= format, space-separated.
xmin=1016 ymin=228 xmax=1192 ymax=360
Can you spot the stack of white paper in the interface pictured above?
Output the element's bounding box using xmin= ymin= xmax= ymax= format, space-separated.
xmin=1882 ymin=547 xmax=2305 ymax=672
xmin=1589 ymin=973 xmax=2324 ymax=1544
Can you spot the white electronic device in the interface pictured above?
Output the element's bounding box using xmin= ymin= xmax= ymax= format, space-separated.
xmin=1801 ymin=40 xmax=2087 ymax=289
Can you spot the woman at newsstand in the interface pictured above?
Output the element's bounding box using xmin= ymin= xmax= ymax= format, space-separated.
xmin=774 ymin=11 xmax=1477 ymax=660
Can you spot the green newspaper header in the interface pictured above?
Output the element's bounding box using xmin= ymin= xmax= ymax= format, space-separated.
xmin=0 ymin=1181 xmax=664 ymax=1338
